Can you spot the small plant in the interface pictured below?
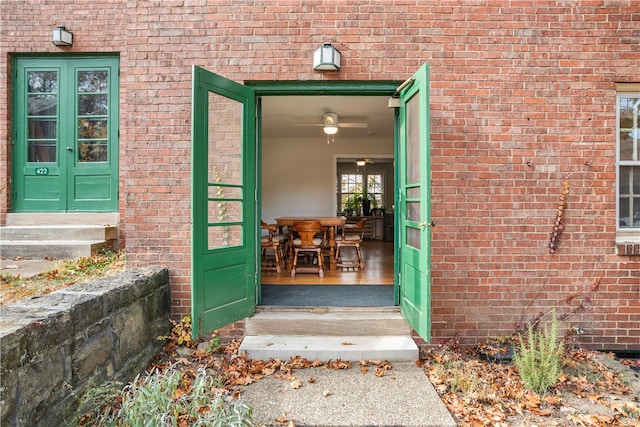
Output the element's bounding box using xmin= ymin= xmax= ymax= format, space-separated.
xmin=208 ymin=333 xmax=222 ymax=352
xmin=343 ymin=193 xmax=362 ymax=216
xmin=69 ymin=380 xmax=123 ymax=425
xmin=513 ymin=310 xmax=564 ymax=394
xmin=158 ymin=315 xmax=194 ymax=348
xmin=96 ymin=365 xmax=254 ymax=426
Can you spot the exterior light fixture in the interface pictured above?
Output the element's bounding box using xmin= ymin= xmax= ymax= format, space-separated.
xmin=356 ymin=160 xmax=366 ymax=167
xmin=52 ymin=26 xmax=73 ymax=47
xmin=313 ymin=43 xmax=341 ymax=71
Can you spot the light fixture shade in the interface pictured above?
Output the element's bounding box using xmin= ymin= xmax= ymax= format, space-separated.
xmin=323 ymin=124 xmax=338 ymax=135
xmin=313 ymin=43 xmax=341 ymax=71
xmin=52 ymin=26 xmax=73 ymax=47
xmin=356 ymin=160 xmax=367 ymax=167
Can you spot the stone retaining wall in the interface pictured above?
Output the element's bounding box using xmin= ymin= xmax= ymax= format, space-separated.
xmin=0 ymin=267 xmax=170 ymax=426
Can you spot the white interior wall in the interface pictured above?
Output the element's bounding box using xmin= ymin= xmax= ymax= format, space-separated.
xmin=261 ymin=137 xmax=393 ymax=223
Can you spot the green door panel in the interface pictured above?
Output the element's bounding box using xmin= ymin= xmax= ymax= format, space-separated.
xmin=73 ymin=174 xmax=113 ymax=199
xmin=192 ymin=66 xmax=257 ymax=337
xmin=398 ymin=63 xmax=432 ymax=340
xmin=12 ymin=56 xmax=119 ymax=212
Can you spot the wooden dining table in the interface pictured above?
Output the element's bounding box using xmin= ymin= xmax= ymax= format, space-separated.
xmin=275 ymin=216 xmax=346 ymax=270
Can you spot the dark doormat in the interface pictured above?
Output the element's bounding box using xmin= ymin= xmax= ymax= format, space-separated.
xmin=260 ymin=285 xmax=394 ymax=307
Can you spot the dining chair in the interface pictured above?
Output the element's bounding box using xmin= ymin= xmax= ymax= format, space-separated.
xmin=290 ymin=220 xmax=325 ymax=278
xmin=261 ymin=220 xmax=287 ymax=273
xmin=335 ymin=218 xmax=366 ymax=270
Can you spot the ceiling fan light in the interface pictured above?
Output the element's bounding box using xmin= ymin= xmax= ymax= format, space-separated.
xmin=323 ymin=124 xmax=338 ymax=135
xmin=356 ymin=160 xmax=366 ymax=167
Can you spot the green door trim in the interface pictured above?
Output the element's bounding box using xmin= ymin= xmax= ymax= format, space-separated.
xmin=247 ymin=80 xmax=403 ymax=305
xmin=247 ymin=80 xmax=402 ymax=96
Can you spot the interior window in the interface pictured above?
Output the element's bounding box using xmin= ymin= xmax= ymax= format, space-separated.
xmin=340 ymin=173 xmax=363 ymax=211
xmin=339 ymin=172 xmax=384 ymax=212
xmin=366 ymin=173 xmax=384 ymax=207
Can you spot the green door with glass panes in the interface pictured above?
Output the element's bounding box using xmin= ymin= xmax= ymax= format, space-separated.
xmin=12 ymin=57 xmax=119 ymax=212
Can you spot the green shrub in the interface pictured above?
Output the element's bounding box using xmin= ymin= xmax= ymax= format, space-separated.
xmin=97 ymin=365 xmax=253 ymax=427
xmin=513 ymin=311 xmax=564 ymax=395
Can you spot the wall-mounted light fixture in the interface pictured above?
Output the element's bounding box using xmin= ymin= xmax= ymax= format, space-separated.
xmin=313 ymin=43 xmax=341 ymax=71
xmin=52 ymin=26 xmax=73 ymax=47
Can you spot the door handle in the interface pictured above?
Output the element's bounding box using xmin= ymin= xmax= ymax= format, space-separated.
xmin=417 ymin=221 xmax=436 ymax=230
xmin=66 ymin=147 xmax=73 ymax=152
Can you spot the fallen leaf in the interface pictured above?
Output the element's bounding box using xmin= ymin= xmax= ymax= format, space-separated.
xmin=323 ymin=389 xmax=332 ymax=397
xmin=587 ymin=393 xmax=603 ymax=402
xmin=262 ymin=367 xmax=276 ymax=375
xmin=360 ymin=367 xmax=368 ymax=374
xmin=526 ymin=394 xmax=541 ymax=408
xmin=308 ymin=377 xmax=316 ymax=383
xmin=290 ymin=379 xmax=303 ymax=389
xmin=374 ymin=367 xmax=386 ymax=377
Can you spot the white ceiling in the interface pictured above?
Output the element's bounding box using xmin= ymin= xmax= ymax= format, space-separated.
xmin=261 ymin=95 xmax=395 ymax=141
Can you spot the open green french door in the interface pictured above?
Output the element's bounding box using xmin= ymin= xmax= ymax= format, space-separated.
xmin=398 ymin=63 xmax=432 ymax=340
xmin=192 ymin=66 xmax=257 ymax=336
xmin=12 ymin=56 xmax=119 ymax=212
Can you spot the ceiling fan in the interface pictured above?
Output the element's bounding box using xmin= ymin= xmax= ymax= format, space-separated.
xmin=356 ymin=158 xmax=375 ymax=166
xmin=295 ymin=112 xmax=368 ymax=135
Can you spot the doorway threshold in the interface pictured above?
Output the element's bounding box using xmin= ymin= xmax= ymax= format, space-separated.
xmin=260 ymin=284 xmax=394 ymax=307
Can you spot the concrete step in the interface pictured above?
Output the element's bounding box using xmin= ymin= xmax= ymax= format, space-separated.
xmin=2 ymin=213 xmax=119 ymax=260
xmin=239 ymin=335 xmax=419 ymax=362
xmin=246 ymin=307 xmax=410 ymax=336
xmin=6 ymin=212 xmax=119 ymax=226
xmin=0 ymin=225 xmax=118 ymax=241
xmin=0 ymin=240 xmax=106 ymax=259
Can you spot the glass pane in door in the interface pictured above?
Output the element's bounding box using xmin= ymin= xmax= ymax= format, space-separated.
xmin=207 ymin=91 xmax=244 ymax=249
xmin=27 ymin=71 xmax=58 ymax=162
xmin=405 ymin=92 xmax=421 ymax=249
xmin=77 ymin=71 xmax=109 ymax=162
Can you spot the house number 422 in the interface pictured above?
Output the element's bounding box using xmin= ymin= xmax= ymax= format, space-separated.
xmin=35 ymin=167 xmax=49 ymax=176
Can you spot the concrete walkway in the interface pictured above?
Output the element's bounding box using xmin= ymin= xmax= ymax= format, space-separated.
xmin=239 ymin=361 xmax=456 ymax=427
xmin=0 ymin=257 xmax=58 ymax=278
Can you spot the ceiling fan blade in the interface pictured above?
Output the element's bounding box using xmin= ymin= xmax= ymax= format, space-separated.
xmin=338 ymin=122 xmax=368 ymax=128
xmin=294 ymin=123 xmax=324 ymax=127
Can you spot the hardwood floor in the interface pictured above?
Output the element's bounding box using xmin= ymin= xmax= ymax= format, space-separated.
xmin=261 ymin=240 xmax=394 ymax=285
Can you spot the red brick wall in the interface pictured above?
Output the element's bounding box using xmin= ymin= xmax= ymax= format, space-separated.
xmin=1 ymin=1 xmax=638 ymax=350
